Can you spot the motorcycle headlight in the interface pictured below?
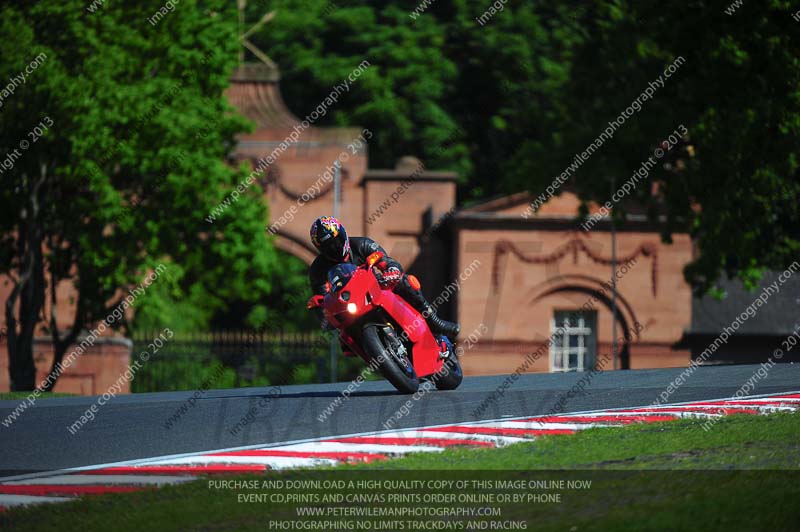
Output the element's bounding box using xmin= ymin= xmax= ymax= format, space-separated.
xmin=341 ymin=291 xmax=350 ymax=302
xmin=346 ymin=302 xmax=358 ymax=314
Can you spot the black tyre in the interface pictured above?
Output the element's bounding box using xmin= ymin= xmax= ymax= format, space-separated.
xmin=361 ymin=324 xmax=419 ymax=394
xmin=434 ymin=350 xmax=463 ymax=391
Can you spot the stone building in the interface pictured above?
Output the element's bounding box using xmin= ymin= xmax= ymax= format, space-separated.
xmin=446 ymin=192 xmax=693 ymax=375
xmin=227 ymin=63 xmax=702 ymax=376
xmin=2 ymin=61 xmax=794 ymax=393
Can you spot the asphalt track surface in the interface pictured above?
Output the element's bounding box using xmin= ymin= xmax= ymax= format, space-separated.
xmin=1 ymin=363 xmax=798 ymax=478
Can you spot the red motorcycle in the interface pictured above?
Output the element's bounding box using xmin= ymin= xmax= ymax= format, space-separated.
xmin=307 ymin=251 xmax=462 ymax=394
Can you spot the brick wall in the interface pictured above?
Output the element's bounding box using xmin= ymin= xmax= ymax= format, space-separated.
xmin=0 ymin=337 xmax=132 ymax=395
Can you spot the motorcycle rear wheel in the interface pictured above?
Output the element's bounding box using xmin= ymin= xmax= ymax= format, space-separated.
xmin=362 ymin=323 xmax=419 ymax=394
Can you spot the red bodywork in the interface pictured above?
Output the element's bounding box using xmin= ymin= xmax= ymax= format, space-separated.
xmin=308 ymin=257 xmax=445 ymax=378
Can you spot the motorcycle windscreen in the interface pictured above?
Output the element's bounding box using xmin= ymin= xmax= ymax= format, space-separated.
xmin=327 ymin=263 xmax=357 ymax=293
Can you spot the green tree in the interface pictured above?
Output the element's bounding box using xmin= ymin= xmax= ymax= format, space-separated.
xmin=249 ymin=0 xmax=466 ymax=176
xmin=252 ymin=1 xmax=799 ymax=292
xmin=442 ymin=1 xmax=582 ymax=199
xmin=248 ymin=1 xmax=580 ymax=200
xmin=508 ymin=0 xmax=800 ymax=293
xmin=0 ymin=0 xmax=280 ymax=391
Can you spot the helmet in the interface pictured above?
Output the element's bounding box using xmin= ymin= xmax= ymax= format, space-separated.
xmin=310 ymin=216 xmax=350 ymax=261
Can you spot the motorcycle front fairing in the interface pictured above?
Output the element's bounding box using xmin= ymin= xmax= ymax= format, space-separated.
xmin=322 ymin=266 xmax=445 ymax=378
xmin=367 ymin=285 xmax=445 ymax=377
xmin=322 ymin=267 xmax=381 ymax=362
xmin=322 ymin=267 xmax=381 ymax=329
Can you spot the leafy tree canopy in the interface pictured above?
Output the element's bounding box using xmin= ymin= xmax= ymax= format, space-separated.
xmin=0 ymin=0 xmax=286 ymax=389
xmin=252 ymin=0 xmax=798 ymax=293
xmin=509 ymin=0 xmax=800 ymax=294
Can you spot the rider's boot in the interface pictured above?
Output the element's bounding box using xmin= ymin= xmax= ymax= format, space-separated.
xmin=394 ymin=275 xmax=460 ymax=339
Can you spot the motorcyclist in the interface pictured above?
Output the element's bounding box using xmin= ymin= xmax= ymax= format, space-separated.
xmin=308 ymin=215 xmax=460 ymax=339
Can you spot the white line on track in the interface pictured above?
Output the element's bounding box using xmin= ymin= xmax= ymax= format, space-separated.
xmin=141 ymin=456 xmax=339 ymax=470
xmin=2 ymin=474 xmax=194 ymax=486
xmin=468 ymin=421 xmax=607 ymax=430
xmin=2 ymin=389 xmax=798 ymax=485
xmin=255 ymin=441 xmax=444 ymax=455
xmin=372 ymin=430 xmax=526 ymax=445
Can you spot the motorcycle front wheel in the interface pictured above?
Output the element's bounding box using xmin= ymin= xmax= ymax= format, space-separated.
xmin=361 ymin=323 xmax=419 ymax=394
xmin=433 ymin=351 xmax=463 ymax=391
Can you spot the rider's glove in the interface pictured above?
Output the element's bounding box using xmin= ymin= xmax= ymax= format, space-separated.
xmin=374 ymin=266 xmax=402 ymax=289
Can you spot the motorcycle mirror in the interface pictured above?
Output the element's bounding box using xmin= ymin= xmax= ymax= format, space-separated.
xmin=366 ymin=251 xmax=385 ymax=267
xmin=306 ymin=295 xmax=324 ymax=309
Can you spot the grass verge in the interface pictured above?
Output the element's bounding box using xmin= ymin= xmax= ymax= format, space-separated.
xmin=2 ymin=412 xmax=798 ymax=531
xmin=0 ymin=392 xmax=75 ymax=400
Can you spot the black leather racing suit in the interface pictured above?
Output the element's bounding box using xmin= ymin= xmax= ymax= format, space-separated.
xmin=308 ymin=237 xmax=398 ymax=296
xmin=308 ymin=236 xmax=460 ymax=338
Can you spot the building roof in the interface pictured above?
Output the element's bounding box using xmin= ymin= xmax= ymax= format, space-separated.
xmin=450 ymin=191 xmax=669 ymax=233
xmin=460 ymin=192 xmax=532 ymax=213
xmin=456 ymin=188 xmax=673 ymax=223
xmin=690 ymin=271 xmax=800 ymax=336
xmin=227 ymin=63 xmax=367 ymax=146
xmin=227 ymin=63 xmax=302 ymax=130
xmin=360 ymin=156 xmax=458 ymax=184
